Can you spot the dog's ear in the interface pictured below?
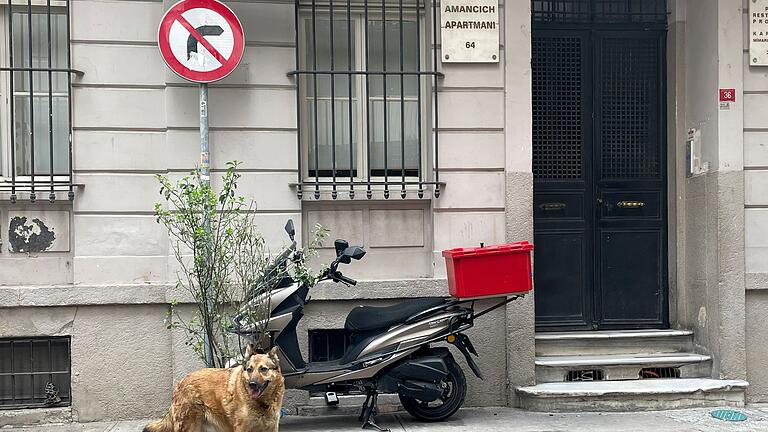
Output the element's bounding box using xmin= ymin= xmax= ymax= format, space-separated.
xmin=243 ymin=343 xmax=256 ymax=364
xmin=268 ymin=346 xmax=280 ymax=364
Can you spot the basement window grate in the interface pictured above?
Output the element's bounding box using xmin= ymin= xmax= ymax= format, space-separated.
xmin=565 ymin=369 xmax=604 ymax=382
xmin=0 ymin=337 xmax=71 ymax=409
xmin=308 ymin=329 xmax=352 ymax=362
xmin=639 ymin=367 xmax=680 ymax=379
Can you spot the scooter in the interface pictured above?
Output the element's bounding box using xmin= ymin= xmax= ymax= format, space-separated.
xmin=230 ymin=220 xmax=521 ymax=430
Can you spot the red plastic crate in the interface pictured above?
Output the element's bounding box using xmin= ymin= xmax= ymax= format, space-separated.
xmin=442 ymin=241 xmax=534 ymax=299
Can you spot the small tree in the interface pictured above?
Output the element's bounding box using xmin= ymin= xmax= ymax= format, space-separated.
xmin=155 ymin=161 xmax=326 ymax=367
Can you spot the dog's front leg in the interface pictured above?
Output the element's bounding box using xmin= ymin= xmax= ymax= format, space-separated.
xmin=270 ymin=407 xmax=280 ymax=432
xmin=232 ymin=420 xmax=256 ymax=432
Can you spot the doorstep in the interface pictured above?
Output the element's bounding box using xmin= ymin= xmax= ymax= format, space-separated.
xmin=0 ymin=406 xmax=72 ymax=427
xmin=517 ymin=378 xmax=749 ymax=412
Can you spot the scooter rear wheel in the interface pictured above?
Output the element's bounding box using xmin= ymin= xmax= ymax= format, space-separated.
xmin=398 ymin=356 xmax=467 ymax=422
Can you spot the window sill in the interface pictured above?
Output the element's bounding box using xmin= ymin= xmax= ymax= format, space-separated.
xmin=290 ymin=181 xmax=445 ymax=200
xmin=0 ymin=177 xmax=81 ymax=202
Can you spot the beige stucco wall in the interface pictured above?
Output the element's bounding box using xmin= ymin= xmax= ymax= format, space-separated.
xmin=0 ymin=304 xmax=173 ymax=422
xmin=0 ymin=0 xmax=532 ymax=422
xmin=3 ymin=0 xmax=765 ymax=420
xmin=673 ymin=0 xmax=748 ymax=391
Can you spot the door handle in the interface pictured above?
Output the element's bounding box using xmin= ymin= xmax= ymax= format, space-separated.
xmin=539 ymin=202 xmax=566 ymax=211
xmin=617 ymin=200 xmax=645 ymax=209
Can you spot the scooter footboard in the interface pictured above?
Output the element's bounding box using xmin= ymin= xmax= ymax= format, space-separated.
xmin=377 ymin=348 xmax=453 ymax=401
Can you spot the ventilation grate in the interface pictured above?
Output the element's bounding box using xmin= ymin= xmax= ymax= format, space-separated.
xmin=565 ymin=369 xmax=605 ymax=382
xmin=639 ymin=367 xmax=680 ymax=379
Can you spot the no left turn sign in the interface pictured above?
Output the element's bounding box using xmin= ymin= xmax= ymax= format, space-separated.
xmin=158 ymin=0 xmax=245 ymax=83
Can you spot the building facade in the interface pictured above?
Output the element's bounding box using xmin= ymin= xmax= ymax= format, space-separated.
xmin=0 ymin=0 xmax=767 ymax=422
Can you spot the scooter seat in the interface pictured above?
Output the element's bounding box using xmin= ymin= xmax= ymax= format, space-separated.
xmin=344 ymin=298 xmax=446 ymax=332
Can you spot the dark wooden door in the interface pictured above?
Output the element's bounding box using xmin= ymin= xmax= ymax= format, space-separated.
xmin=532 ymin=29 xmax=668 ymax=331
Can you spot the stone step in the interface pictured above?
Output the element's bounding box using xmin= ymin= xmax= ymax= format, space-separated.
xmin=0 ymin=407 xmax=72 ymax=427
xmin=535 ymin=352 xmax=711 ymax=382
xmin=517 ymin=378 xmax=748 ymax=412
xmin=535 ymin=329 xmax=694 ymax=356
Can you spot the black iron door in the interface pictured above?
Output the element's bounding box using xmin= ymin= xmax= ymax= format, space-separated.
xmin=532 ymin=29 xmax=667 ymax=331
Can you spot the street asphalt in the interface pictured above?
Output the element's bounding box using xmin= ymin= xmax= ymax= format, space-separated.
xmin=4 ymin=406 xmax=768 ymax=432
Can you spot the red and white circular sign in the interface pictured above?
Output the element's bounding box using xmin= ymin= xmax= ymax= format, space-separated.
xmin=158 ymin=0 xmax=245 ymax=83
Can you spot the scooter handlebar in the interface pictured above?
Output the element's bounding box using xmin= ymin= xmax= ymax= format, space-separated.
xmin=334 ymin=272 xmax=357 ymax=286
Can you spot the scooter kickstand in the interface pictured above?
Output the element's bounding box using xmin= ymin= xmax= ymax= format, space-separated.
xmin=360 ymin=392 xmax=389 ymax=432
xmin=358 ymin=393 xmax=372 ymax=422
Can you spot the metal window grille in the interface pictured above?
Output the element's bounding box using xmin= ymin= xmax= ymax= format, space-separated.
xmin=532 ymin=35 xmax=583 ymax=180
xmin=532 ymin=0 xmax=667 ymax=24
xmin=0 ymin=337 xmax=71 ymax=409
xmin=0 ymin=0 xmax=74 ymax=203
xmin=600 ymin=36 xmax=660 ymax=179
xmin=291 ymin=0 xmax=442 ymax=200
xmin=565 ymin=369 xmax=604 ymax=382
xmin=639 ymin=367 xmax=680 ymax=379
xmin=308 ymin=329 xmax=351 ymax=362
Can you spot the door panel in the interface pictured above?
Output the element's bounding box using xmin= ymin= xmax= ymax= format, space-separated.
xmin=532 ymin=29 xmax=667 ymax=331
xmin=532 ymin=29 xmax=593 ymax=330
xmin=594 ymin=31 xmax=667 ymax=329
xmin=598 ymin=230 xmax=664 ymax=325
xmin=534 ymin=231 xmax=590 ymax=328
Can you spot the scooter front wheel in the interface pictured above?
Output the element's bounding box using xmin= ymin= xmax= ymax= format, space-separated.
xmin=398 ymin=356 xmax=467 ymax=422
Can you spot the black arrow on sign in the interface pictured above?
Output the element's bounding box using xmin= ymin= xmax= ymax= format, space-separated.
xmin=187 ymin=25 xmax=225 ymax=60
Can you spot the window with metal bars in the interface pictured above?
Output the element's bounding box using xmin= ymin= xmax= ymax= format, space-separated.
xmin=531 ymin=0 xmax=667 ymax=24
xmin=0 ymin=337 xmax=71 ymax=409
xmin=291 ymin=0 xmax=442 ymax=200
xmin=0 ymin=0 xmax=74 ymax=203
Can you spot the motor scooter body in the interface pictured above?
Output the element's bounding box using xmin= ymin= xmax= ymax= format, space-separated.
xmin=230 ymin=220 xmax=518 ymax=429
xmin=233 ymin=279 xmax=474 ymax=390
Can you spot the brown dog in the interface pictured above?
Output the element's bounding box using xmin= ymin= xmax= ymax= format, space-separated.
xmin=144 ymin=345 xmax=285 ymax=432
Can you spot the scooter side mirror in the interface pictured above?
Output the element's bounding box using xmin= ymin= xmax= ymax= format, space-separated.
xmin=285 ymin=219 xmax=295 ymax=241
xmin=339 ymin=246 xmax=366 ymax=264
xmin=334 ymin=239 xmax=349 ymax=257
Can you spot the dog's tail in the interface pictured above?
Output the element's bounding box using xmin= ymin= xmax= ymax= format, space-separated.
xmin=143 ymin=414 xmax=173 ymax=432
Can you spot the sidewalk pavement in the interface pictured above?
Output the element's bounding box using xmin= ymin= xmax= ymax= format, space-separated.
xmin=3 ymin=406 xmax=768 ymax=432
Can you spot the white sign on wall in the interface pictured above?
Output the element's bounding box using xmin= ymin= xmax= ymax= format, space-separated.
xmin=440 ymin=0 xmax=499 ymax=63
xmin=750 ymin=0 xmax=768 ymax=66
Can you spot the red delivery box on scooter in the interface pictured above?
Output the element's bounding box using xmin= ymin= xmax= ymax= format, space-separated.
xmin=442 ymin=242 xmax=534 ymax=299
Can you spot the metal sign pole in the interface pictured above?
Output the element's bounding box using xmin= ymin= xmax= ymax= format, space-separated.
xmin=158 ymin=0 xmax=244 ymax=370
xmin=200 ymin=83 xmax=210 ymax=181
xmin=200 ymin=82 xmax=214 ymax=367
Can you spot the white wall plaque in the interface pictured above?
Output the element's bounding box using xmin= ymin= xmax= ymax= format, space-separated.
xmin=440 ymin=0 xmax=499 ymax=63
xmin=750 ymin=0 xmax=768 ymax=65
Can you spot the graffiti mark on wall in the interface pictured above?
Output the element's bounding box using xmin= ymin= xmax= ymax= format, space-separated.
xmin=8 ymin=216 xmax=56 ymax=253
